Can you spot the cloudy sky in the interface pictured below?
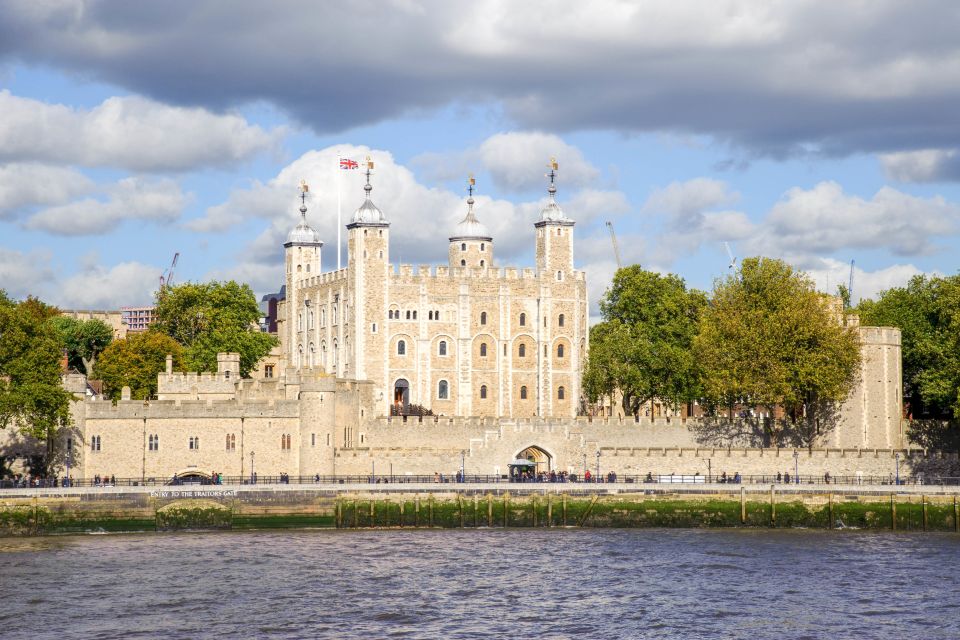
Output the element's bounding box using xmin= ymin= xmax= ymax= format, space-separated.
xmin=1 ymin=0 xmax=959 ymax=317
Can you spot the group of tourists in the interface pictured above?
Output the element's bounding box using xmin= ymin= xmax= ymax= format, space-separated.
xmin=2 ymin=474 xmax=72 ymax=488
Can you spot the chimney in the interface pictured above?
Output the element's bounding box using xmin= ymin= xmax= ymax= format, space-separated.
xmin=165 ymin=354 xmax=173 ymax=374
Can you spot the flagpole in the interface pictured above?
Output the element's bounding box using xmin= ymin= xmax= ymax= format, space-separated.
xmin=337 ymin=152 xmax=342 ymax=270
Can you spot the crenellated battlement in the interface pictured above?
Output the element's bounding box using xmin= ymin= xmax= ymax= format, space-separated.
xmin=385 ymin=263 xmax=583 ymax=283
xmin=297 ymin=267 xmax=349 ymax=290
xmin=80 ymin=397 xmax=301 ymax=419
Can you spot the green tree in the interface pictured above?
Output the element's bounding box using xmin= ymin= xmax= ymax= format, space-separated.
xmin=152 ymin=281 xmax=276 ymax=376
xmin=858 ymin=274 xmax=960 ymax=418
xmin=49 ymin=316 xmax=113 ymax=374
xmin=94 ymin=331 xmax=184 ymax=400
xmin=694 ymin=257 xmax=861 ymax=445
xmin=0 ymin=291 xmax=73 ymax=474
xmin=583 ymin=266 xmax=707 ymax=416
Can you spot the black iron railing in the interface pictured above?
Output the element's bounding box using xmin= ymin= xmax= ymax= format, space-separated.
xmin=1 ymin=473 xmax=957 ymax=489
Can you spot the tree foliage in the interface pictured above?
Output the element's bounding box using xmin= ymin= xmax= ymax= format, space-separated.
xmin=693 ymin=257 xmax=861 ymax=441
xmin=94 ymin=331 xmax=184 ymax=401
xmin=50 ymin=316 xmax=113 ymax=375
xmin=0 ymin=291 xmax=72 ymax=463
xmin=584 ymin=266 xmax=707 ymax=416
xmin=858 ymin=274 xmax=960 ymax=419
xmin=152 ymin=281 xmax=276 ymax=376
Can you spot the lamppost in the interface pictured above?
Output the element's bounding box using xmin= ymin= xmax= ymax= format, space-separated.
xmin=596 ymin=450 xmax=601 ymax=483
xmin=582 ymin=453 xmax=587 ymax=480
xmin=372 ymin=460 xmax=375 ymax=484
xmin=66 ymin=437 xmax=72 ymax=487
xmin=250 ymin=451 xmax=255 ymax=484
xmin=461 ymin=450 xmax=466 ymax=483
xmin=895 ymin=452 xmax=900 ymax=486
xmin=705 ymin=458 xmax=712 ymax=483
xmin=793 ymin=450 xmax=799 ymax=484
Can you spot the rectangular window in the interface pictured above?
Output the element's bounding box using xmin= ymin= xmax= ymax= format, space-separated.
xmin=311 ymin=433 xmax=316 ymax=447
xmin=148 ymin=434 xmax=159 ymax=451
xmin=91 ymin=435 xmax=101 ymax=451
xmin=264 ymin=364 xmax=274 ymax=378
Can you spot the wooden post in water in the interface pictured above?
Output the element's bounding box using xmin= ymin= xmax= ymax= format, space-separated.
xmin=740 ymin=487 xmax=746 ymax=524
xmin=891 ymin=493 xmax=896 ymax=531
xmin=487 ymin=494 xmax=493 ymax=527
xmin=429 ymin=495 xmax=434 ymax=528
xmin=547 ymin=494 xmax=553 ymax=527
xmin=474 ymin=494 xmax=479 ymax=528
xmin=504 ymin=492 xmax=510 ymax=528
xmin=563 ymin=494 xmax=568 ymax=526
xmin=336 ymin=498 xmax=342 ymax=529
xmin=770 ymin=485 xmax=776 ymax=526
xmin=955 ymin=495 xmax=959 ymax=533
xmin=370 ymin=500 xmax=375 ymax=527
xmin=399 ymin=500 xmax=404 ymax=528
xmin=922 ymin=494 xmax=928 ymax=531
xmin=532 ymin=496 xmax=538 ymax=527
xmin=458 ymin=494 xmax=465 ymax=528
xmin=415 ymin=495 xmax=420 ymax=528
xmin=828 ymin=493 xmax=834 ymax=530
xmin=353 ymin=500 xmax=358 ymax=529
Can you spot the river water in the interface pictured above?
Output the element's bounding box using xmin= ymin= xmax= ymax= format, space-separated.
xmin=0 ymin=529 xmax=957 ymax=639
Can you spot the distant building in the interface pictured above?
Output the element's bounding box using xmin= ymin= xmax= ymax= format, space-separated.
xmin=60 ymin=309 xmax=127 ymax=340
xmin=259 ymin=287 xmax=285 ymax=333
xmin=121 ymin=306 xmax=156 ymax=333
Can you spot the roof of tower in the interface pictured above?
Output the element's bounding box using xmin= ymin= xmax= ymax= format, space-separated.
xmin=286 ymin=185 xmax=322 ymax=245
xmin=351 ymin=163 xmax=389 ymax=225
xmin=449 ymin=188 xmax=492 ymax=242
xmin=539 ymin=162 xmax=571 ymax=223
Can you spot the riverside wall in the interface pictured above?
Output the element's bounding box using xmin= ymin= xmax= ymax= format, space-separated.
xmin=2 ymin=484 xmax=959 ymax=536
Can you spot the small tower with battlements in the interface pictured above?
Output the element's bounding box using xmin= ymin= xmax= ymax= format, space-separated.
xmin=284 ymin=181 xmax=323 ymax=371
xmin=347 ymin=158 xmax=390 ymax=390
xmin=535 ymin=159 xmax=575 ymax=277
xmin=449 ymin=175 xmax=494 ymax=270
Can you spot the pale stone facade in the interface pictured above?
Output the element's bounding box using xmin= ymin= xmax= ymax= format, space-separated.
xmin=279 ymin=171 xmax=588 ymax=419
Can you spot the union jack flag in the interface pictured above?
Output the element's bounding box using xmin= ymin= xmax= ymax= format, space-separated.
xmin=340 ymin=158 xmax=358 ymax=170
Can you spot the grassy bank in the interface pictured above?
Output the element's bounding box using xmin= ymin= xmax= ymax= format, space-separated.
xmin=2 ymin=492 xmax=958 ymax=536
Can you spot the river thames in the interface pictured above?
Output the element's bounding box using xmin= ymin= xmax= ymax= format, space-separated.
xmin=0 ymin=529 xmax=957 ymax=639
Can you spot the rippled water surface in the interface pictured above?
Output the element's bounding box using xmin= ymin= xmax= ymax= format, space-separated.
xmin=0 ymin=529 xmax=958 ymax=639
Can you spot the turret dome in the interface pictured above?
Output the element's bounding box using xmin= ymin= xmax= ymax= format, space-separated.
xmin=449 ymin=196 xmax=492 ymax=241
xmin=286 ymin=203 xmax=322 ymax=245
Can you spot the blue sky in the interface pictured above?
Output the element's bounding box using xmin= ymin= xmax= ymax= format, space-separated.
xmin=1 ymin=1 xmax=959 ymax=318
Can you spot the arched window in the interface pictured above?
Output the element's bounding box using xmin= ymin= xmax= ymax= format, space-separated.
xmin=557 ymin=344 xmax=565 ymax=358
xmin=519 ymin=343 xmax=526 ymax=357
xmin=480 ymin=311 xmax=487 ymax=325
xmin=321 ymin=308 xmax=326 ymax=326
xmin=406 ymin=310 xmax=411 ymax=320
xmin=333 ymin=340 xmax=339 ymax=366
xmin=461 ymin=259 xmax=466 ymax=266
xmin=559 ymin=313 xmax=565 ymax=327
xmin=397 ymin=340 xmax=406 ymax=355
xmin=438 ymin=380 xmax=449 ymax=399
xmin=557 ymin=270 xmax=563 ymax=281
xmin=519 ymin=312 xmax=526 ymax=326
xmin=480 ymin=242 xmax=485 ymax=251
xmin=321 ymin=341 xmax=327 ymax=366
xmin=461 ymin=243 xmax=466 ymax=251
xmin=428 ymin=311 xmax=433 ymax=320
xmin=439 ymin=340 xmax=447 ymax=356
xmin=520 ymin=386 xmax=528 ymax=400
xmin=558 ymin=386 xmax=565 ymax=400
xmin=308 ymin=311 xmax=314 ymax=329
xmin=480 ymin=343 xmax=487 ymax=357
xmin=480 ymin=260 xmax=485 ymax=267
xmin=480 ymin=385 xmax=487 ymax=399
xmin=309 ymin=343 xmax=315 ymax=367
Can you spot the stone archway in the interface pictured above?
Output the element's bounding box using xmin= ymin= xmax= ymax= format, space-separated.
xmin=393 ymin=379 xmax=410 ymax=415
xmin=515 ymin=445 xmax=553 ymax=472
xmin=169 ymin=470 xmax=211 ymax=485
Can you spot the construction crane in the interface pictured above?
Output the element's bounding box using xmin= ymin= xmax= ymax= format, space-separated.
xmin=847 ymin=259 xmax=855 ymax=307
xmin=724 ymin=242 xmax=738 ymax=271
xmin=159 ymin=252 xmax=180 ymax=289
xmin=605 ymin=221 xmax=622 ymax=269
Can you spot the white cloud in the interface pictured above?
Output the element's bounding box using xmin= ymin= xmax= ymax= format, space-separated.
xmin=413 ymin=131 xmax=602 ymax=193
xmin=0 ymin=249 xmax=158 ymax=309
xmin=0 ymin=91 xmax=282 ymax=172
xmin=880 ymin=149 xmax=960 ymax=182
xmin=802 ymin=257 xmax=927 ymax=304
xmin=642 ymin=178 xmax=740 ymax=229
xmin=750 ymin=181 xmax=959 ymax=257
xmin=0 ymin=164 xmax=94 ymax=217
xmin=0 ymin=247 xmax=54 ymax=300
xmin=56 ymin=261 xmax=160 ymax=309
xmin=194 ymin=145 xmax=629 ymax=284
xmin=25 ymin=177 xmax=187 ymax=236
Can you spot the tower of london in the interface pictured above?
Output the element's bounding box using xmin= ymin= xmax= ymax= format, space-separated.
xmin=280 ymin=166 xmax=589 ymax=418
